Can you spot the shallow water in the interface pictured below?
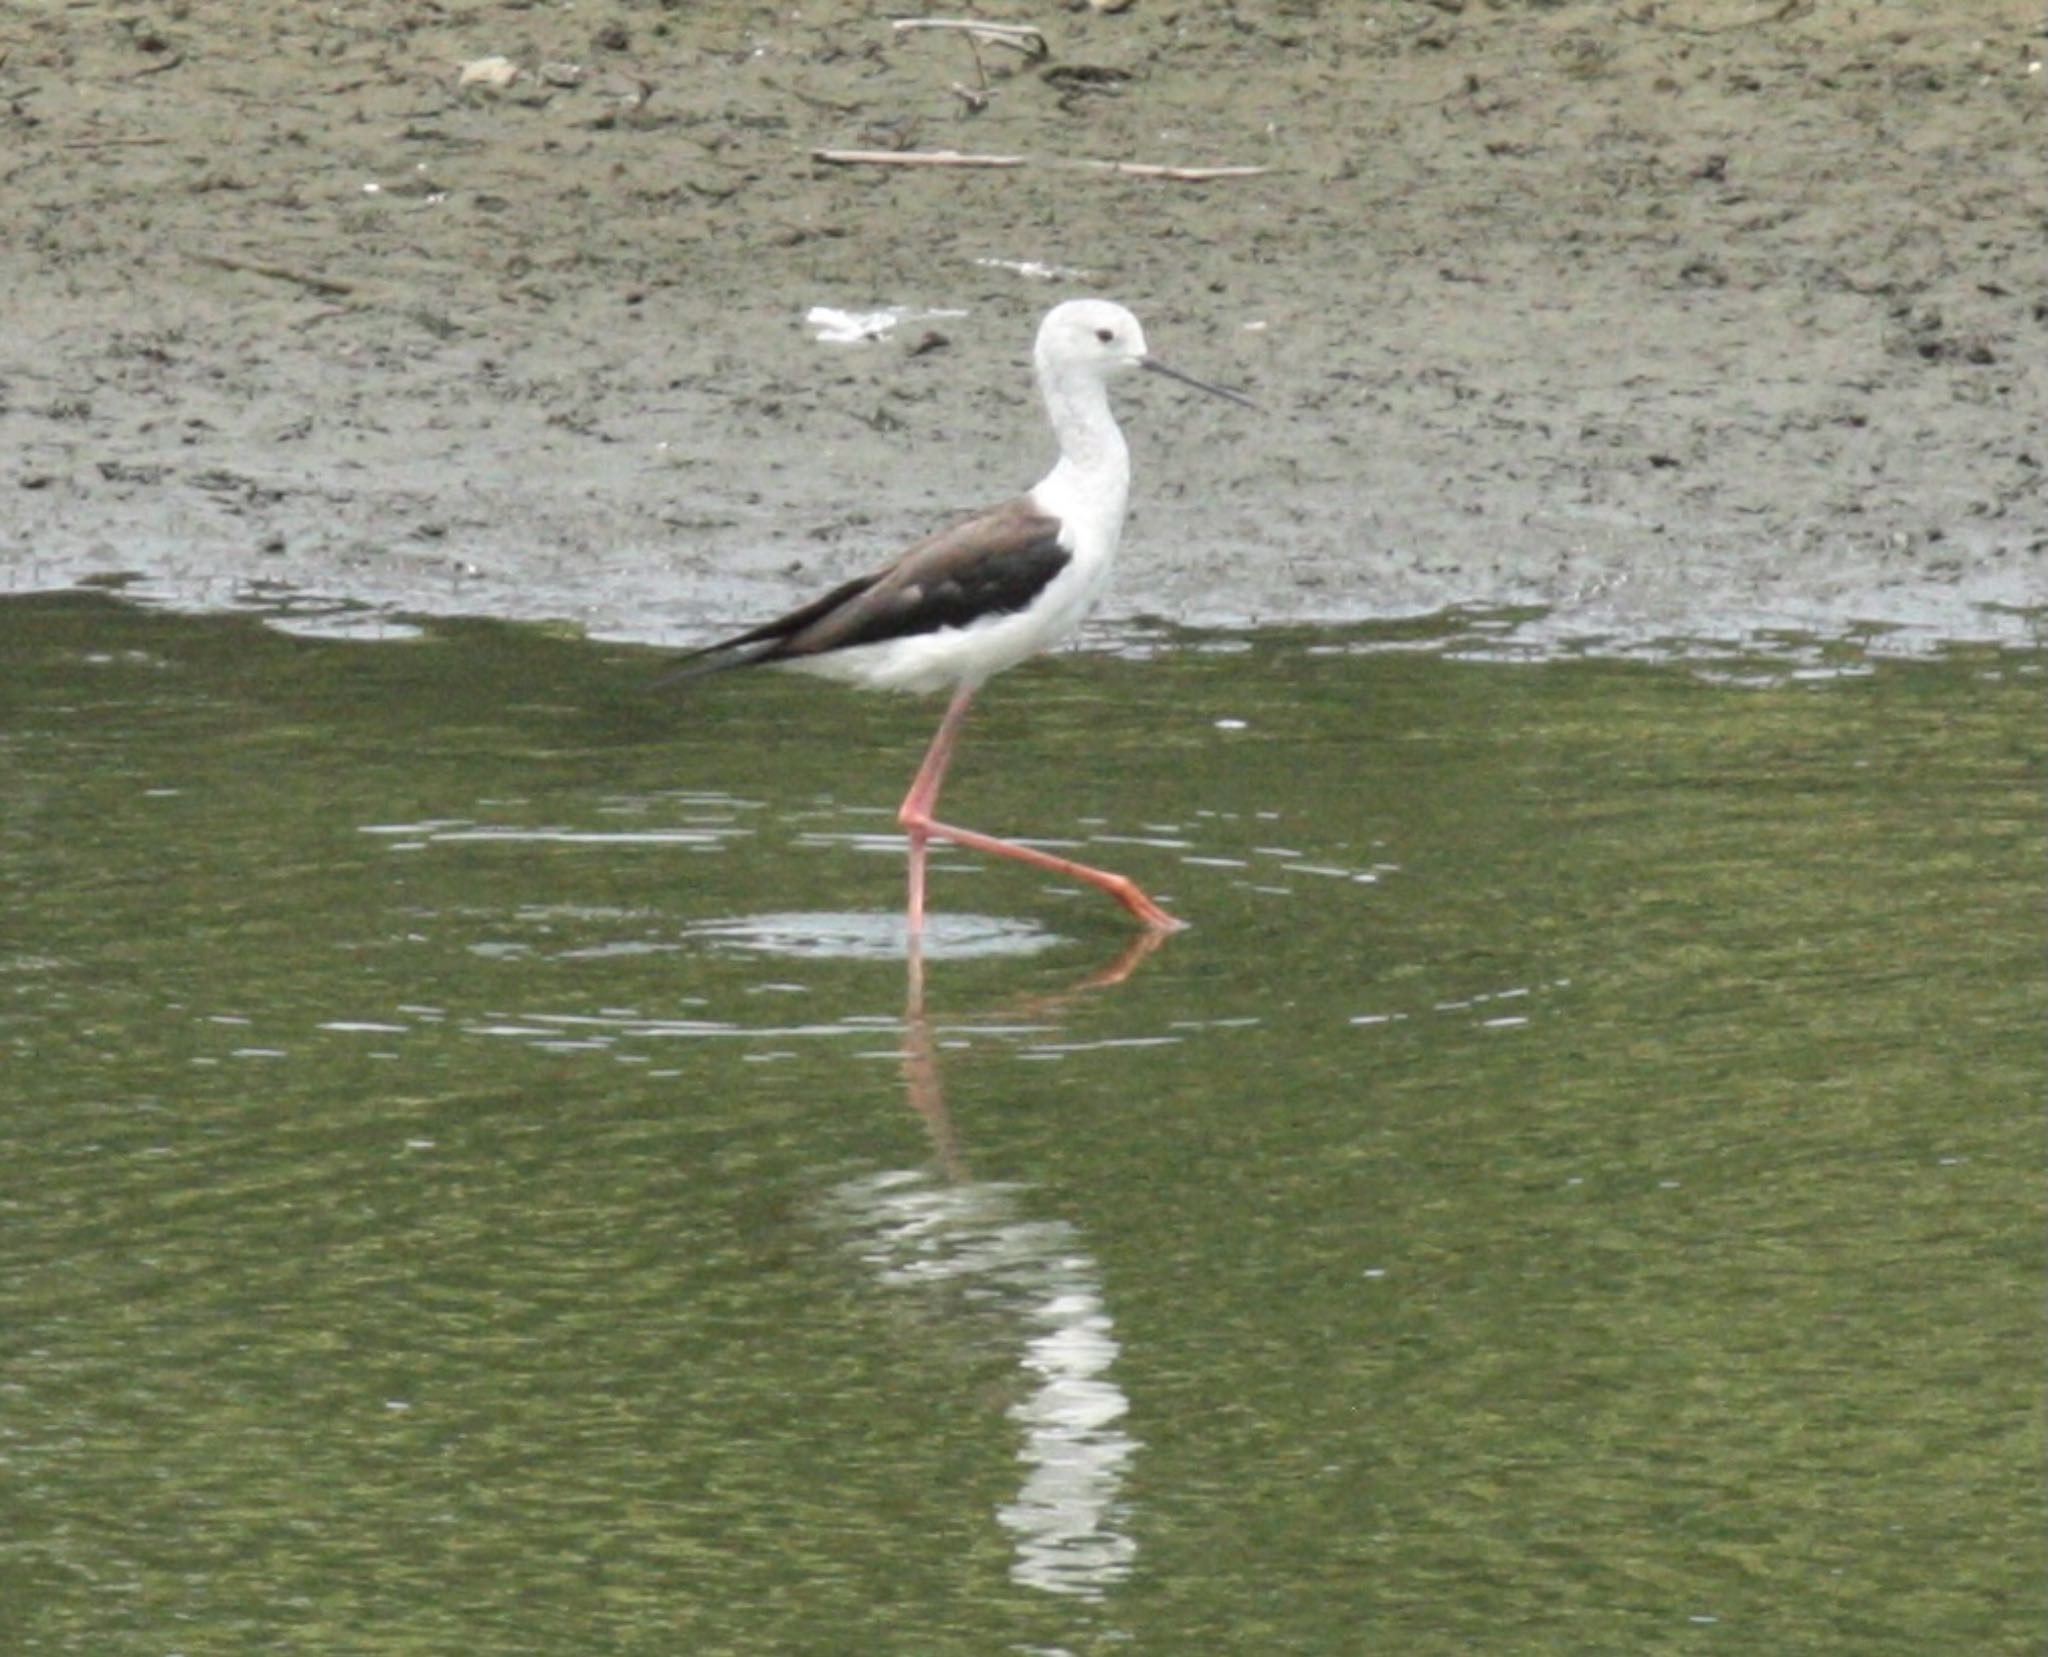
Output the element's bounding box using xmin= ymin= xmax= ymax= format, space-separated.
xmin=3 ymin=592 xmax=2042 ymax=1653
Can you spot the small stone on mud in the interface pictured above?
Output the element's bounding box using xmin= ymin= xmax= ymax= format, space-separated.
xmin=457 ymin=56 xmax=522 ymax=92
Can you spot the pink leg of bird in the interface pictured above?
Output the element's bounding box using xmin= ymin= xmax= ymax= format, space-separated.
xmin=897 ymin=684 xmax=1184 ymax=934
xmin=899 ymin=686 xmax=975 ymax=936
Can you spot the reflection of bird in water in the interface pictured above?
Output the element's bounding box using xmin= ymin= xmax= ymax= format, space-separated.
xmin=826 ymin=1162 xmax=1139 ymax=1599
xmin=822 ymin=928 xmax=1166 ymax=1600
xmin=671 ymin=299 xmax=1252 ymax=936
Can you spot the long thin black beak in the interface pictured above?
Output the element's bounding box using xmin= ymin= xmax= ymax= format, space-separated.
xmin=1141 ymin=355 xmax=1259 ymax=410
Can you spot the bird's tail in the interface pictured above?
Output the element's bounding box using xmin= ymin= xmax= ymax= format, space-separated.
xmin=655 ymin=569 xmax=880 ymax=689
xmin=650 ymin=638 xmax=785 ymax=689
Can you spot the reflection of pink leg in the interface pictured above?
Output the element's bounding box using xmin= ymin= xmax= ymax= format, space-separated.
xmin=896 ymin=684 xmax=1184 ymax=934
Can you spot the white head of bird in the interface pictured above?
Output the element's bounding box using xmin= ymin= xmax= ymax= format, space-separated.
xmin=1032 ymin=298 xmax=1253 ymax=491
xmin=1036 ymin=298 xmax=1151 ymax=380
xmin=1035 ymin=297 xmax=1258 ymax=406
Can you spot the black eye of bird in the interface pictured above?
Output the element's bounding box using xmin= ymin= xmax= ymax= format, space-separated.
xmin=1095 ymin=327 xmax=1115 ymax=343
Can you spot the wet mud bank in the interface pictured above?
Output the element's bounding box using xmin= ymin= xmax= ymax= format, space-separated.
xmin=3 ymin=1 xmax=2043 ymax=655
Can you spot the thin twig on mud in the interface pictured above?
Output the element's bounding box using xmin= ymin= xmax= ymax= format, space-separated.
xmin=64 ymin=134 xmax=173 ymax=149
xmin=186 ymin=251 xmax=357 ymax=298
xmin=124 ymin=51 xmax=185 ymax=80
xmin=813 ymin=149 xmax=1266 ymax=181
xmin=891 ymin=19 xmax=1050 ymax=60
xmin=813 ymin=148 xmax=1027 ymax=169
xmin=1069 ymin=159 xmax=1268 ymax=181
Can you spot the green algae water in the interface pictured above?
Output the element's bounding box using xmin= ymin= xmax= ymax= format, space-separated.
xmin=2 ymin=591 xmax=2041 ymax=1654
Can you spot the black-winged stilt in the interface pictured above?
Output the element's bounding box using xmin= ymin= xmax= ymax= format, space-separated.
xmin=674 ymin=298 xmax=1253 ymax=935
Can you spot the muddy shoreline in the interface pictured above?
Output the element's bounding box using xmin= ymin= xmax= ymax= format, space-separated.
xmin=3 ymin=2 xmax=2043 ymax=655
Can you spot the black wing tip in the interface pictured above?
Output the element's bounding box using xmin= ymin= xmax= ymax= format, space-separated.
xmin=651 ymin=639 xmax=785 ymax=690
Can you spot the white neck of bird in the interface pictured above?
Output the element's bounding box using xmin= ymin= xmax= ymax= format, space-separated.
xmin=1036 ymin=356 xmax=1130 ymax=481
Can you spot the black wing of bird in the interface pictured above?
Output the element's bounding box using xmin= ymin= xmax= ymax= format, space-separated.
xmin=664 ymin=497 xmax=1070 ymax=681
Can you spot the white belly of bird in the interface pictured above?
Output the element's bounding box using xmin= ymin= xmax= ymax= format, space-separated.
xmin=791 ymin=548 xmax=1117 ymax=695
